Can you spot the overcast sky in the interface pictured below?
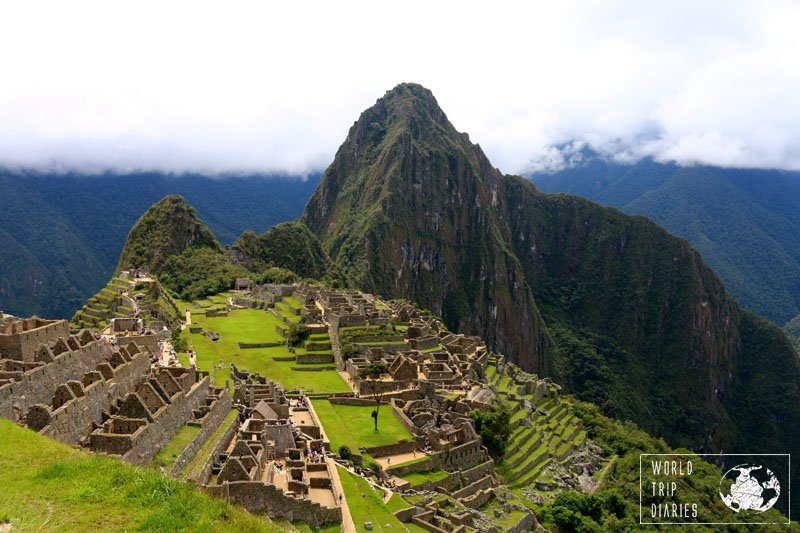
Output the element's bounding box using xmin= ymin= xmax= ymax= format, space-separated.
xmin=1 ymin=1 xmax=799 ymax=176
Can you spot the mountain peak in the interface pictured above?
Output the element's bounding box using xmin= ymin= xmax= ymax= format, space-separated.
xmin=116 ymin=194 xmax=220 ymax=274
xmin=301 ymin=84 xmax=553 ymax=372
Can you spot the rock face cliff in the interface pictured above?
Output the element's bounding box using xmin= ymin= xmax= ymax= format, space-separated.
xmin=302 ymin=83 xmax=800 ymax=457
xmin=116 ymin=195 xmax=221 ymax=274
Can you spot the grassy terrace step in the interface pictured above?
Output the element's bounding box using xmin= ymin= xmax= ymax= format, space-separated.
xmin=399 ymin=468 xmax=449 ymax=487
xmin=182 ymin=409 xmax=238 ymax=480
xmin=153 ymin=423 xmax=201 ymax=469
xmin=183 ymin=307 xmax=348 ymax=392
xmin=536 ymin=396 xmax=559 ymax=412
xmin=511 ymin=458 xmax=552 ymax=488
xmin=0 ymin=419 xmax=278 ymax=532
xmin=310 ymin=399 xmax=413 ymax=453
xmin=508 ymin=426 xmax=534 ymax=449
xmin=504 ymin=444 xmax=550 ymax=483
xmin=499 ymin=437 xmax=545 ymax=474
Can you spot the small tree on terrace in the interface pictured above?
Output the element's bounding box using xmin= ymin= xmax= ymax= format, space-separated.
xmin=359 ymin=362 xmax=390 ymax=431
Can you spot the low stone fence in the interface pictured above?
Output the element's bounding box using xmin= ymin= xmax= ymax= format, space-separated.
xmin=328 ymin=397 xmax=377 ymax=407
xmin=237 ymin=341 xmax=282 ymax=349
xmin=363 ymin=440 xmax=417 ymax=458
xmin=295 ymin=353 xmax=334 ymax=364
xmin=290 ymin=366 xmax=337 ymax=372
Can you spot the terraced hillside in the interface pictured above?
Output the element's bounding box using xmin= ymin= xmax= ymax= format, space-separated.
xmin=70 ymin=277 xmax=133 ymax=330
xmin=485 ymin=358 xmax=589 ymax=491
xmin=71 ymin=276 xmax=180 ymax=332
xmin=178 ymin=288 xmax=347 ymax=393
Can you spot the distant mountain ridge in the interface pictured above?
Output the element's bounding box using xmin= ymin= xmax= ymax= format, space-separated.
xmin=529 ymin=152 xmax=800 ymax=326
xmin=0 ymin=172 xmax=318 ymax=318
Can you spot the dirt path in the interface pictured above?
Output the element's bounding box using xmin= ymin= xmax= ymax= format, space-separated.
xmin=374 ymin=451 xmax=422 ymax=469
xmin=330 ymin=462 xmax=356 ymax=532
xmin=589 ymin=454 xmax=617 ymax=494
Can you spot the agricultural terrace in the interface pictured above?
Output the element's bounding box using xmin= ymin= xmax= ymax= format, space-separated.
xmin=178 ymin=294 xmax=349 ymax=394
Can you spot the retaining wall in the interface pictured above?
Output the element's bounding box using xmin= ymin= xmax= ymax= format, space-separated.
xmin=206 ymin=481 xmax=341 ymax=528
xmin=169 ymin=394 xmax=234 ymax=476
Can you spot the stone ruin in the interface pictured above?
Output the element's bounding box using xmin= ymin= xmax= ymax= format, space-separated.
xmin=90 ymin=366 xmax=225 ymax=466
xmin=196 ymin=366 xmax=342 ymax=528
xmin=0 ymin=315 xmax=229 ymax=470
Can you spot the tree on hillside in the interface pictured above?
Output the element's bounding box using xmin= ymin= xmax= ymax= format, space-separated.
xmin=359 ymin=362 xmax=390 ymax=431
xmin=470 ymin=402 xmax=512 ymax=458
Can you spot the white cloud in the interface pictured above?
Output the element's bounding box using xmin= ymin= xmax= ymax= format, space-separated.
xmin=1 ymin=0 xmax=799 ymax=174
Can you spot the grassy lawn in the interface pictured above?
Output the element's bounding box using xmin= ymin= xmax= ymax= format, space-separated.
xmin=153 ymin=423 xmax=200 ymax=469
xmin=311 ymin=400 xmax=412 ymax=453
xmin=337 ymin=466 xmax=426 ymax=533
xmin=398 ymin=469 xmax=449 ymax=487
xmin=182 ymin=308 xmax=349 ymax=393
xmin=0 ymin=419 xmax=279 ymax=532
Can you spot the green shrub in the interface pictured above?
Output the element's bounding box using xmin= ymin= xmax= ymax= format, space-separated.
xmin=338 ymin=445 xmax=352 ymax=461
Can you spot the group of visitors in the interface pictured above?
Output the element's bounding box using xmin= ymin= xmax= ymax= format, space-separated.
xmin=306 ymin=447 xmax=326 ymax=463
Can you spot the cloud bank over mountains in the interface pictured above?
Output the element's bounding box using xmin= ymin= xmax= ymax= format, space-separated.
xmin=2 ymin=0 xmax=799 ymax=175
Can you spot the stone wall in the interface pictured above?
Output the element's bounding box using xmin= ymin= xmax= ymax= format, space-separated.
xmin=0 ymin=319 xmax=70 ymax=363
xmin=295 ymin=353 xmax=334 ymax=364
xmin=169 ymin=393 xmax=234 ymax=477
xmin=238 ymin=342 xmax=282 ymax=349
xmin=328 ymin=397 xmax=378 ymax=407
xmin=28 ymin=349 xmax=149 ymax=445
xmin=116 ymin=334 xmax=159 ymax=355
xmin=191 ymin=413 xmax=240 ymax=485
xmin=91 ymin=375 xmax=212 ymax=466
xmin=451 ymin=475 xmax=494 ymax=500
xmin=122 ymin=376 xmax=211 ymax=466
xmin=206 ymin=481 xmax=341 ymax=528
xmin=509 ymin=513 xmax=537 ymax=533
xmin=0 ymin=339 xmax=108 ymax=421
xmin=362 ymin=440 xmax=417 ymax=458
xmin=458 ymin=459 xmax=495 ymax=486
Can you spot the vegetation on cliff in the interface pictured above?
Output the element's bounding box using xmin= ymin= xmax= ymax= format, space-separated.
xmin=116 ymin=194 xmax=221 ymax=274
xmin=230 ymin=221 xmax=330 ymax=280
xmin=538 ymin=399 xmax=797 ymax=531
xmin=530 ymin=153 xmax=800 ymax=326
xmin=159 ymin=247 xmax=249 ymax=301
xmin=299 ymin=83 xmax=800 ymax=495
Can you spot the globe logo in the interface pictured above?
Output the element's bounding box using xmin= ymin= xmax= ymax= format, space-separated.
xmin=719 ymin=464 xmax=780 ymax=513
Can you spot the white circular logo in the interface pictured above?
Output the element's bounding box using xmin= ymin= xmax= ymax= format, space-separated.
xmin=719 ymin=464 xmax=780 ymax=513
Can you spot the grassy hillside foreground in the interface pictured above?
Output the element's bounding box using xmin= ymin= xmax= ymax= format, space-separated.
xmin=0 ymin=419 xmax=279 ymax=532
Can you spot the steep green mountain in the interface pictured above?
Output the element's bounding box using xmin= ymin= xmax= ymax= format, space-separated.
xmin=302 ymin=83 xmax=555 ymax=375
xmin=530 ymin=154 xmax=800 ymax=326
xmin=0 ymin=172 xmax=318 ymax=319
xmin=115 ymin=195 xmax=254 ymax=302
xmin=230 ymin=221 xmax=329 ymax=279
xmin=116 ymin=194 xmax=222 ymax=273
xmin=300 ymin=83 xmax=800 ymax=472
